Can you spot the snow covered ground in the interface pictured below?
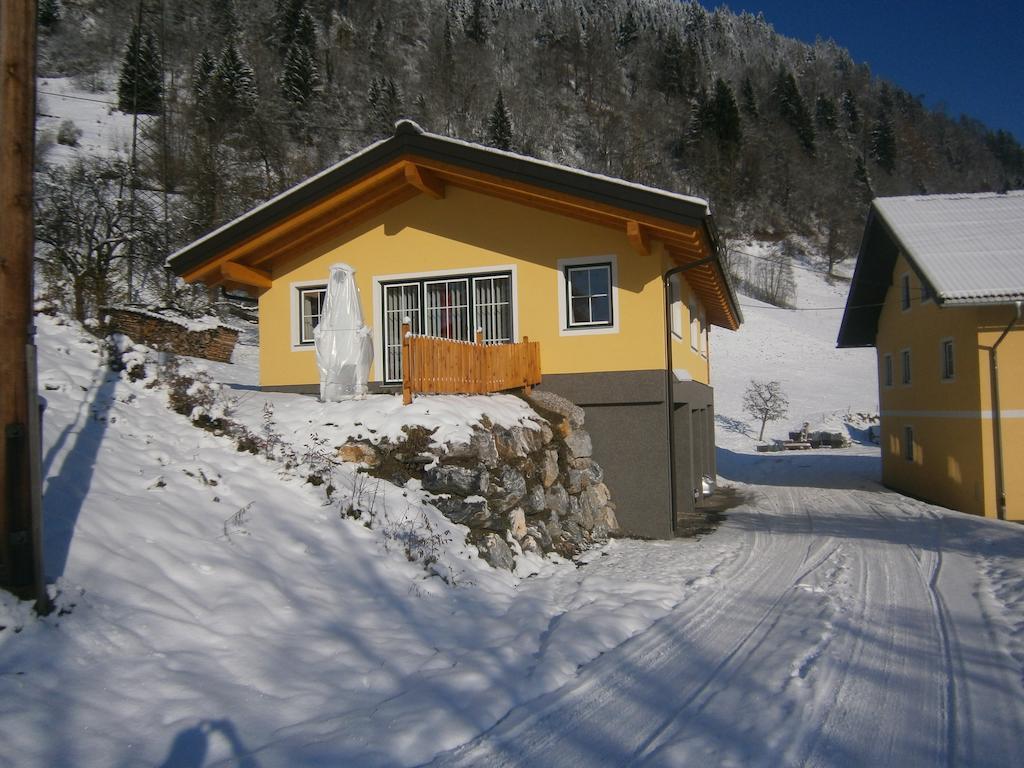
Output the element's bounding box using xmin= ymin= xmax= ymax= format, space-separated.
xmin=430 ymin=447 xmax=1024 ymax=766
xmin=712 ymin=243 xmax=878 ymax=448
xmin=36 ymin=76 xmax=135 ymax=165
xmin=4 ymin=229 xmax=1023 ymax=763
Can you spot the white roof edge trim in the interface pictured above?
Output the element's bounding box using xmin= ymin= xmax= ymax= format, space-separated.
xmin=422 ymin=130 xmax=711 ymax=213
xmin=939 ymin=294 xmax=1024 ymax=306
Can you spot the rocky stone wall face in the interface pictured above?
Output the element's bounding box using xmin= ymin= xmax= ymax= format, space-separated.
xmin=103 ymin=308 xmax=239 ymax=363
xmin=338 ymin=391 xmax=619 ymax=569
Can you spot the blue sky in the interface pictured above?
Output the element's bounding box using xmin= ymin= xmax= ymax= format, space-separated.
xmin=730 ymin=1 xmax=1024 ymax=141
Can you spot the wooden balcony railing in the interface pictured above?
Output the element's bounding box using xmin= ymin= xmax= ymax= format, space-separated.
xmin=401 ymin=323 xmax=541 ymax=404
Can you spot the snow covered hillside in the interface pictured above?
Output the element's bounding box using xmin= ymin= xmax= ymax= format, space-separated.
xmin=2 ymin=264 xmax=1022 ymax=765
xmin=0 ymin=316 xmax=717 ymax=767
xmin=713 ymin=242 xmax=878 ymax=448
xmin=36 ymin=77 xmax=135 ymax=164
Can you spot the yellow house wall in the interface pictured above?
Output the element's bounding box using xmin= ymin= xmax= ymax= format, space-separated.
xmin=975 ymin=304 xmax=1024 ymax=521
xmin=876 ymin=253 xmax=1024 ymax=520
xmin=258 ymin=186 xmax=712 ymax=388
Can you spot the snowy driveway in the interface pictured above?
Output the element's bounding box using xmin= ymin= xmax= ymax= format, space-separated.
xmin=429 ymin=448 xmax=1024 ymax=767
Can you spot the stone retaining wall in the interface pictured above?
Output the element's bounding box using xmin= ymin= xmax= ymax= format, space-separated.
xmin=338 ymin=391 xmax=619 ymax=569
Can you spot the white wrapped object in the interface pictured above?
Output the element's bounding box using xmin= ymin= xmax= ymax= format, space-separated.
xmin=314 ymin=263 xmax=373 ymax=401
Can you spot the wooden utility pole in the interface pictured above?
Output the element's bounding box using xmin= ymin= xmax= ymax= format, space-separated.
xmin=1 ymin=0 xmax=48 ymax=610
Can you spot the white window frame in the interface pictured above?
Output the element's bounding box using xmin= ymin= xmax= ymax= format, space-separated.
xmin=689 ymin=298 xmax=699 ymax=350
xmin=669 ymin=274 xmax=683 ymax=338
xmin=901 ymin=347 xmax=912 ymax=386
xmin=699 ymin=306 xmax=708 ymax=357
xmin=372 ymin=264 xmax=519 ymax=382
xmin=556 ymin=255 xmax=620 ymax=336
xmin=290 ymin=279 xmax=329 ymax=350
xmin=940 ymin=338 xmax=955 ymax=381
xmin=900 ymin=272 xmax=911 ymax=311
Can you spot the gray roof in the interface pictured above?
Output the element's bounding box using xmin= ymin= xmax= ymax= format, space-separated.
xmin=873 ymin=191 xmax=1024 ymax=305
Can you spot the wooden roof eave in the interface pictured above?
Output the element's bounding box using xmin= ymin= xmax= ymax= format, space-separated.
xmin=175 ymin=149 xmax=741 ymax=329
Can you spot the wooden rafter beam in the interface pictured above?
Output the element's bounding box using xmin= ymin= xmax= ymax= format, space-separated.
xmin=220 ymin=261 xmax=272 ymax=289
xmin=249 ymin=183 xmax=418 ymax=269
xmin=626 ymin=220 xmax=651 ymax=256
xmin=403 ymin=161 xmax=445 ymax=199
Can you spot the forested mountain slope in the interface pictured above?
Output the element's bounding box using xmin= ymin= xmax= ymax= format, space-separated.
xmin=35 ymin=0 xmax=1024 ymax=315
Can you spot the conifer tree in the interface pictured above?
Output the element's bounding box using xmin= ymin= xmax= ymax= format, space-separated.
xmin=815 ymin=95 xmax=837 ymax=132
xmin=841 ymin=90 xmax=860 ymax=134
xmin=281 ymin=43 xmax=321 ymax=110
xmin=870 ymin=110 xmax=896 ymax=173
xmin=192 ymin=48 xmax=216 ymax=110
xmin=740 ymin=75 xmax=759 ymax=121
xmin=655 ymin=29 xmax=689 ymax=99
xmin=464 ymin=0 xmax=489 ymax=44
xmin=275 ymin=0 xmax=317 ymax=58
xmin=213 ymin=40 xmax=258 ymax=116
xmin=486 ymin=90 xmax=513 ymax=151
xmin=710 ymin=78 xmax=742 ymax=154
xmin=117 ymin=23 xmax=163 ymax=115
xmin=773 ymin=68 xmax=815 ymax=155
xmin=38 ymin=0 xmax=61 ymax=31
xmin=369 ymin=16 xmax=388 ymax=63
xmin=616 ymin=7 xmax=639 ymax=52
xmin=367 ymin=77 xmax=403 ymax=136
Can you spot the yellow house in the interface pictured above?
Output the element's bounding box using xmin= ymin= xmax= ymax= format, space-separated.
xmin=169 ymin=121 xmax=742 ymax=537
xmin=838 ymin=191 xmax=1024 ymax=522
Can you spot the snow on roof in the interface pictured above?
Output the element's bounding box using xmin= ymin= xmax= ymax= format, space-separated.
xmin=166 ymin=120 xmax=711 ymax=269
xmin=874 ymin=191 xmax=1024 ymax=305
xmin=412 ymin=122 xmax=712 ymax=213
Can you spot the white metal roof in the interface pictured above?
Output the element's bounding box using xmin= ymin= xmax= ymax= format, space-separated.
xmin=873 ymin=191 xmax=1024 ymax=305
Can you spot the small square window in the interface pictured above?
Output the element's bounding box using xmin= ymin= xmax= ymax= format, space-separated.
xmin=901 ymin=349 xmax=912 ymax=385
xmin=565 ymin=263 xmax=613 ymax=328
xmin=298 ymin=286 xmax=326 ymax=344
xmin=941 ymin=339 xmax=955 ymax=380
xmin=900 ymin=274 xmax=911 ymax=311
xmin=903 ymin=425 xmax=915 ymax=462
xmin=883 ymin=354 xmax=893 ymax=387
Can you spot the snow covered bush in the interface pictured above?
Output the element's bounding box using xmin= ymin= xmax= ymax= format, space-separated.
xmin=56 ymin=119 xmax=82 ymax=147
xmin=158 ymin=356 xmax=234 ymax=427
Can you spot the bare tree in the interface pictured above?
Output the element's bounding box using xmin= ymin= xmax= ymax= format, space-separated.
xmin=35 ymin=158 xmax=158 ymax=320
xmin=743 ymin=379 xmax=789 ymax=441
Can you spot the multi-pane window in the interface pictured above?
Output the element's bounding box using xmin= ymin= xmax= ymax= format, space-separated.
xmin=883 ymin=353 xmax=893 ymax=387
xmin=424 ymin=279 xmax=471 ymax=341
xmin=382 ymin=271 xmax=512 ymax=382
xmin=298 ymin=286 xmax=327 ymax=344
xmin=565 ymin=263 xmax=612 ymax=327
xmin=900 ymin=273 xmax=911 ymax=310
xmin=903 ymin=426 xmax=915 ymax=462
xmin=941 ymin=339 xmax=955 ymax=380
xmin=383 ymin=282 xmax=421 ymax=382
xmin=901 ymin=349 xmax=912 ymax=385
xmin=473 ymin=274 xmax=512 ymax=344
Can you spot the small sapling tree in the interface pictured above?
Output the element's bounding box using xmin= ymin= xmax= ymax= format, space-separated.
xmin=743 ymin=379 xmax=790 ymax=441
